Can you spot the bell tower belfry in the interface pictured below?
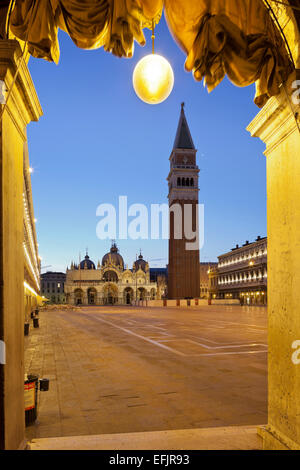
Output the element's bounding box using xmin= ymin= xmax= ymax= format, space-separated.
xmin=167 ymin=103 xmax=200 ymax=299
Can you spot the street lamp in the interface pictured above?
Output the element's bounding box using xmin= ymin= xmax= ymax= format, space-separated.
xmin=133 ymin=21 xmax=174 ymax=105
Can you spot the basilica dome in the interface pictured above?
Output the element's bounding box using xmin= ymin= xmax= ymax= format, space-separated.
xmin=134 ymin=253 xmax=147 ymax=272
xmin=79 ymin=254 xmax=95 ymax=270
xmin=102 ymin=243 xmax=124 ymax=269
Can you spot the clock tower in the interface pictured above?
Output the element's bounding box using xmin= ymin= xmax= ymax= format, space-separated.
xmin=167 ymin=104 xmax=200 ymax=299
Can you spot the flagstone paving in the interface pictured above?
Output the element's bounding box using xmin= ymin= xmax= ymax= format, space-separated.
xmin=24 ymin=305 xmax=267 ymax=441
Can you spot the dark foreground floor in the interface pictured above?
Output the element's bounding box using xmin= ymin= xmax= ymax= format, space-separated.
xmin=25 ymin=305 xmax=267 ymax=439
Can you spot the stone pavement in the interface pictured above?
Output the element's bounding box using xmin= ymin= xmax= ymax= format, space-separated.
xmin=24 ymin=305 xmax=268 ymax=445
xmin=29 ymin=425 xmax=262 ymax=450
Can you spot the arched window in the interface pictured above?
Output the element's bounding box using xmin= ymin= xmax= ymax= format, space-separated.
xmin=182 ymin=178 xmax=186 ymax=186
xmin=190 ymin=178 xmax=194 ymax=186
xmin=103 ymin=270 xmax=118 ymax=283
xmin=186 ymin=178 xmax=190 ymax=186
xmin=177 ymin=177 xmax=181 ymax=186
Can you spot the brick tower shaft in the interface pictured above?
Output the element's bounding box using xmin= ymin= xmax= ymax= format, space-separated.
xmin=167 ymin=103 xmax=200 ymax=299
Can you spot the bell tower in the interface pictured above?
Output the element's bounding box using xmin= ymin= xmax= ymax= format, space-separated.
xmin=167 ymin=103 xmax=200 ymax=299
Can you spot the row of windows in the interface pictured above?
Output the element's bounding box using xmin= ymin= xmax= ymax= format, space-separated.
xmin=218 ymin=269 xmax=267 ymax=285
xmin=49 ymin=295 xmax=65 ymax=303
xmin=177 ymin=178 xmax=194 ymax=187
xmin=219 ymin=247 xmax=267 ymax=267
xmin=42 ymin=282 xmax=64 ymax=288
xmin=41 ymin=282 xmax=64 ymax=293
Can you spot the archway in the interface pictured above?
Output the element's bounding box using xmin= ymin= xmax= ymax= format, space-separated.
xmin=74 ymin=288 xmax=84 ymax=305
xmin=103 ymin=283 xmax=118 ymax=305
xmin=0 ymin=0 xmax=299 ymax=452
xmin=87 ymin=287 xmax=97 ymax=305
xmin=124 ymin=287 xmax=134 ymax=305
xmin=138 ymin=287 xmax=146 ymax=301
xmin=150 ymin=288 xmax=156 ymax=300
xmin=103 ymin=270 xmax=119 ymax=283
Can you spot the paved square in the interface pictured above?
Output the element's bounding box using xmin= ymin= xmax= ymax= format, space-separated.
xmin=25 ymin=305 xmax=267 ymax=440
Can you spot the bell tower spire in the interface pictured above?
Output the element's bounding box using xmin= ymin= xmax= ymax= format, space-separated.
xmin=167 ymin=104 xmax=200 ymax=299
xmin=173 ymin=102 xmax=195 ymax=150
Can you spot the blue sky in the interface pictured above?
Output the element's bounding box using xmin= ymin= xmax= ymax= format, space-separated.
xmin=27 ymin=15 xmax=266 ymax=273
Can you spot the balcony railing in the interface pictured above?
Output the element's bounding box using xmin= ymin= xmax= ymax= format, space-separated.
xmin=218 ymin=279 xmax=267 ymax=290
xmin=218 ymin=256 xmax=267 ymax=273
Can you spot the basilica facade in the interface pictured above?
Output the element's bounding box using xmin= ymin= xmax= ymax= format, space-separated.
xmin=65 ymin=243 xmax=160 ymax=305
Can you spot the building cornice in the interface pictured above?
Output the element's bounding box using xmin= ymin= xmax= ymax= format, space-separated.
xmin=247 ymin=71 xmax=300 ymax=156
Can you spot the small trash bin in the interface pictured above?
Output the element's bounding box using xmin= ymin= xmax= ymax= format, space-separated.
xmin=24 ymin=374 xmax=39 ymax=426
xmin=33 ymin=317 xmax=39 ymax=328
xmin=39 ymin=378 xmax=50 ymax=392
xmin=24 ymin=375 xmax=50 ymax=426
xmin=24 ymin=323 xmax=30 ymax=336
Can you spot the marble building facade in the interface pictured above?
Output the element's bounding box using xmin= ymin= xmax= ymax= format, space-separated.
xmin=65 ymin=243 xmax=161 ymax=305
xmin=209 ymin=236 xmax=268 ymax=305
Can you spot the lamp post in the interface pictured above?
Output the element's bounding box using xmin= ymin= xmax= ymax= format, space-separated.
xmin=135 ymin=254 xmax=138 ymax=306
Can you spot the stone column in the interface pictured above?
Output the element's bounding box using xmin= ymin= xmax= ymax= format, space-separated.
xmin=0 ymin=40 xmax=42 ymax=449
xmin=83 ymin=292 xmax=88 ymax=305
xmin=247 ymin=72 xmax=300 ymax=450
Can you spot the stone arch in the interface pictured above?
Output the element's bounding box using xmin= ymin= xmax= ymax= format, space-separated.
xmin=103 ymin=270 xmax=119 ymax=283
xmin=103 ymin=283 xmax=118 ymax=305
xmin=137 ymin=287 xmax=146 ymax=300
xmin=87 ymin=287 xmax=97 ymax=305
xmin=123 ymin=287 xmax=134 ymax=305
xmin=122 ymin=270 xmax=133 ymax=284
xmin=0 ymin=0 xmax=298 ymax=452
xmin=136 ymin=272 xmax=146 ymax=284
xmin=74 ymin=288 xmax=84 ymax=305
xmin=150 ymin=288 xmax=156 ymax=300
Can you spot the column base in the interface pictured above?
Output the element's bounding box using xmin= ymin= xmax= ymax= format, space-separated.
xmin=258 ymin=425 xmax=300 ymax=450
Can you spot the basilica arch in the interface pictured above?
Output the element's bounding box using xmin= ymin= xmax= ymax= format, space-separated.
xmin=137 ymin=287 xmax=147 ymax=301
xmin=0 ymin=0 xmax=299 ymax=451
xmin=150 ymin=288 xmax=157 ymax=300
xmin=123 ymin=287 xmax=134 ymax=305
xmin=87 ymin=287 xmax=97 ymax=305
xmin=74 ymin=288 xmax=84 ymax=305
xmin=103 ymin=283 xmax=118 ymax=305
xmin=103 ymin=270 xmax=119 ymax=283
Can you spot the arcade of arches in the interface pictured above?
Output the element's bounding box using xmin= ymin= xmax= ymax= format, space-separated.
xmin=0 ymin=0 xmax=300 ymax=451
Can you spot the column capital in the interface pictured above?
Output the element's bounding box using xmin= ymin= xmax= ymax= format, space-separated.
xmin=247 ymin=71 xmax=300 ymax=156
xmin=0 ymin=40 xmax=42 ymax=136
